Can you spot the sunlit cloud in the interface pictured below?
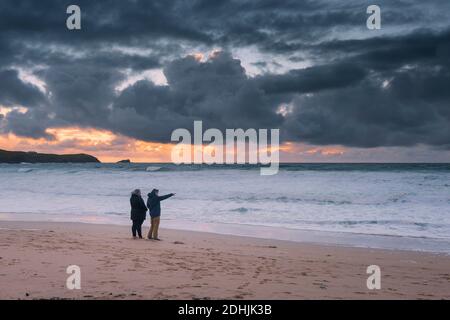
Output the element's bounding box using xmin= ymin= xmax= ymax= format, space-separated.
xmin=115 ymin=69 xmax=167 ymax=92
xmin=191 ymin=53 xmax=204 ymax=62
xmin=0 ymin=106 xmax=28 ymax=116
xmin=0 ymin=127 xmax=173 ymax=163
xmin=304 ymin=147 xmax=345 ymax=156
xmin=16 ymin=68 xmax=48 ymax=94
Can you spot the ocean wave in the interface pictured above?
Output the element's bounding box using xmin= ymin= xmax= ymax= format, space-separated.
xmin=146 ymin=166 xmax=163 ymax=172
xmin=104 ymin=211 xmax=126 ymax=216
xmin=226 ymin=193 xmax=419 ymax=206
xmin=386 ymin=193 xmax=412 ymax=203
xmin=293 ymin=219 xmax=445 ymax=229
xmin=226 ymin=195 xmax=354 ymax=205
xmin=145 ymin=166 xmax=174 ymax=172
xmin=4 ymin=163 xmax=450 ymax=174
xmin=275 ymin=196 xmax=353 ymax=205
xmin=230 ymin=207 xmax=249 ymax=213
xmin=229 ymin=207 xmax=262 ymax=213
xmin=65 ymin=170 xmax=82 ymax=174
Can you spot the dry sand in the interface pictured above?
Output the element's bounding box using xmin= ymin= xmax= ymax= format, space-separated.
xmin=0 ymin=220 xmax=449 ymax=299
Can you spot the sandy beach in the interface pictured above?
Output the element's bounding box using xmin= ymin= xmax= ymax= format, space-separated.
xmin=0 ymin=220 xmax=449 ymax=300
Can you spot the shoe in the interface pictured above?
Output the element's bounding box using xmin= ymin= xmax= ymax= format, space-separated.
xmin=154 ymin=238 xmax=162 ymax=241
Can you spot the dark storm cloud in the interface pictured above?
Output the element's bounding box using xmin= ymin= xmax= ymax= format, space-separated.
xmin=190 ymin=0 xmax=447 ymax=51
xmin=0 ymin=0 xmax=211 ymax=44
xmin=279 ymin=29 xmax=450 ymax=148
xmin=0 ymin=69 xmax=46 ymax=107
xmin=0 ymin=0 xmax=449 ymax=149
xmin=257 ymin=62 xmax=368 ymax=95
xmin=2 ymin=0 xmax=446 ymax=68
xmin=283 ymin=68 xmax=450 ymax=148
xmin=109 ymin=52 xmax=285 ymax=142
xmin=314 ymin=29 xmax=450 ymax=71
xmin=36 ymin=64 xmax=125 ymax=128
xmin=1 ymin=109 xmax=55 ymax=139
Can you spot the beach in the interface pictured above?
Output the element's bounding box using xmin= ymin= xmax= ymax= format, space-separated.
xmin=1 ymin=220 xmax=449 ymax=300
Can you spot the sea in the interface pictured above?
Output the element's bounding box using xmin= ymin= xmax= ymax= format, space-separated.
xmin=1 ymin=163 xmax=449 ymax=253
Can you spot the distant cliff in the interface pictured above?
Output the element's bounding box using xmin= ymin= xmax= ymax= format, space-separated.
xmin=0 ymin=149 xmax=101 ymax=163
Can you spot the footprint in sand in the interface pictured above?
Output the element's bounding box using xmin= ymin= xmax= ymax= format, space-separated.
xmin=252 ymin=266 xmax=262 ymax=279
xmin=439 ymin=273 xmax=450 ymax=280
xmin=313 ymin=281 xmax=328 ymax=290
xmin=238 ymin=282 xmax=250 ymax=290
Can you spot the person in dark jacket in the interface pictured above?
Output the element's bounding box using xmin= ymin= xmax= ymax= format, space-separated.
xmin=146 ymin=189 xmax=175 ymax=240
xmin=130 ymin=189 xmax=147 ymax=239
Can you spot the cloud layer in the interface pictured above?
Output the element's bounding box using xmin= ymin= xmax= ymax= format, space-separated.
xmin=1 ymin=0 xmax=450 ymax=153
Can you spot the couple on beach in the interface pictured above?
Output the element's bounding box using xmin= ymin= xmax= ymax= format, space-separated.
xmin=130 ymin=188 xmax=175 ymax=240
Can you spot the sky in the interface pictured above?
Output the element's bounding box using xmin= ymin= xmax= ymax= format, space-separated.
xmin=0 ymin=0 xmax=450 ymax=162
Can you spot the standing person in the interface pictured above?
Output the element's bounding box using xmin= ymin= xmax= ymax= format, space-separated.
xmin=147 ymin=189 xmax=175 ymax=240
xmin=130 ymin=189 xmax=147 ymax=239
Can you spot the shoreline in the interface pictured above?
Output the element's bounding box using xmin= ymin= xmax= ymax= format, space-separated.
xmin=2 ymin=214 xmax=450 ymax=255
xmin=1 ymin=220 xmax=450 ymax=299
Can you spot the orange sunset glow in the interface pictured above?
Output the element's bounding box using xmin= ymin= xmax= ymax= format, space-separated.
xmin=0 ymin=127 xmax=173 ymax=163
xmin=0 ymin=127 xmax=348 ymax=163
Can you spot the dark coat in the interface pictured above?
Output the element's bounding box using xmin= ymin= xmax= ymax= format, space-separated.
xmin=147 ymin=192 xmax=174 ymax=218
xmin=130 ymin=194 xmax=147 ymax=220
